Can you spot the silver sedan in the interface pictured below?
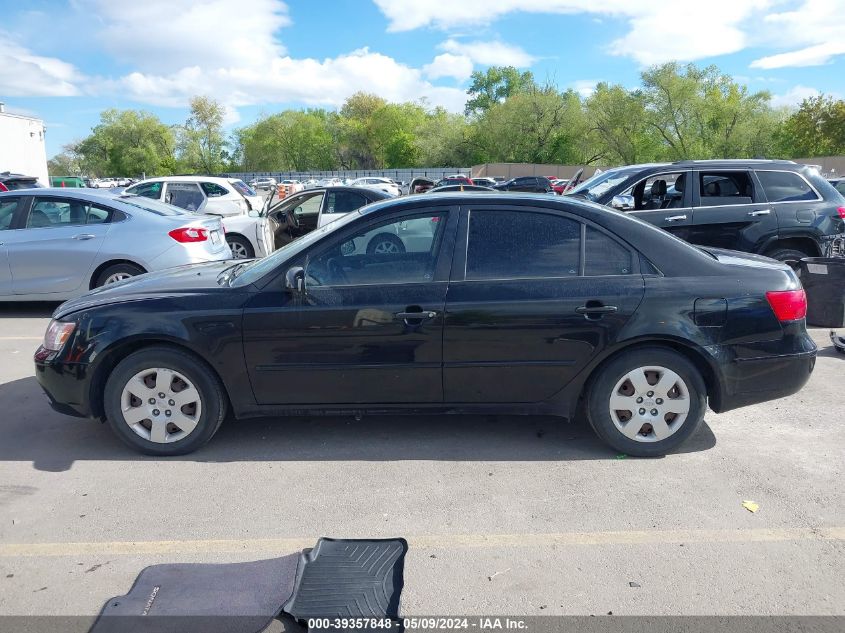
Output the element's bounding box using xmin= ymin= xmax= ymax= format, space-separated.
xmin=0 ymin=189 xmax=232 ymax=301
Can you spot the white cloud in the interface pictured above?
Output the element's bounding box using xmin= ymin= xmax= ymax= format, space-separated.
xmin=752 ymin=42 xmax=845 ymax=68
xmin=571 ymin=80 xmax=598 ymax=98
xmin=423 ymin=53 xmax=474 ymax=81
xmin=440 ymin=39 xmax=536 ymax=67
xmin=0 ymin=32 xmax=84 ymax=96
xmin=770 ymin=85 xmax=821 ymax=108
xmin=372 ymin=0 xmax=798 ymax=66
xmin=78 ymin=0 xmax=291 ymax=72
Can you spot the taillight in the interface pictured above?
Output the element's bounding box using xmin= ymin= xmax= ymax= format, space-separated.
xmin=169 ymin=227 xmax=209 ymax=243
xmin=837 ymin=207 xmax=845 ymax=219
xmin=766 ymin=289 xmax=807 ymax=321
xmin=0 ymin=183 xmax=7 ymax=192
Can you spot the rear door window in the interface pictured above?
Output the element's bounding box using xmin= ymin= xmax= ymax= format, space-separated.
xmin=164 ymin=182 xmax=205 ymax=211
xmin=756 ymin=171 xmax=819 ymax=202
xmin=201 ymin=182 xmax=229 ymax=197
xmin=697 ymin=171 xmax=755 ymax=206
xmin=26 ymin=198 xmax=92 ymax=228
xmin=466 ymin=210 xmax=581 ymax=280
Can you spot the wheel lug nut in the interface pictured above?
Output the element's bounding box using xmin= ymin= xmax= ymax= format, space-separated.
xmin=168 ymin=399 xmax=175 ymax=406
xmin=148 ymin=398 xmax=156 ymax=404
xmin=165 ymin=410 xmax=171 ymax=417
xmin=638 ymin=408 xmax=646 ymax=415
xmin=152 ymin=409 xmax=160 ymax=416
xmin=656 ymin=398 xmax=663 ymax=404
xmin=158 ymin=393 xmax=166 ymax=398
xmin=651 ymin=409 xmax=658 ymax=416
xmin=647 ymin=391 xmax=654 ymax=397
xmin=636 ymin=397 xmax=643 ymax=403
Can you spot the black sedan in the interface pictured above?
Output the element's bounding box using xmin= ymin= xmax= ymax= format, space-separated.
xmin=35 ymin=193 xmax=816 ymax=456
xmin=492 ymin=176 xmax=554 ymax=193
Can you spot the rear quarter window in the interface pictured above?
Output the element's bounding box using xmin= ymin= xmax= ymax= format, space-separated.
xmin=584 ymin=226 xmax=634 ymax=275
xmin=756 ymin=171 xmax=819 ymax=202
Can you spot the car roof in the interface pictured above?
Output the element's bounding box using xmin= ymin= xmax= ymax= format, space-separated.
xmin=134 ymin=175 xmax=237 ymax=184
xmin=0 ymin=187 xmax=120 ymax=199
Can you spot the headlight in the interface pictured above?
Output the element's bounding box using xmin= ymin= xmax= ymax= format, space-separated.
xmin=43 ymin=320 xmax=76 ymax=351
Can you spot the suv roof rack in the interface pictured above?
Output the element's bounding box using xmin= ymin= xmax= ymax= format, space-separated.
xmin=671 ymin=159 xmax=797 ymax=165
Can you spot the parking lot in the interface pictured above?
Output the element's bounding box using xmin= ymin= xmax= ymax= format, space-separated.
xmin=0 ymin=303 xmax=842 ymax=624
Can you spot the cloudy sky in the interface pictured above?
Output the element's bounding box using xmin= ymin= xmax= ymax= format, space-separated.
xmin=1 ymin=0 xmax=843 ymax=157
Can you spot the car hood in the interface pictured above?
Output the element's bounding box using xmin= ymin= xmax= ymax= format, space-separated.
xmin=54 ymin=260 xmax=239 ymax=319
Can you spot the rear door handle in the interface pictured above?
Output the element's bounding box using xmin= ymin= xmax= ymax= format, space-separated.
xmin=575 ymin=305 xmax=618 ymax=315
xmin=395 ymin=311 xmax=437 ymax=320
xmin=747 ymin=209 xmax=771 ymax=217
xmin=72 ymin=233 xmax=96 ymax=240
xmin=664 ymin=215 xmax=687 ymax=222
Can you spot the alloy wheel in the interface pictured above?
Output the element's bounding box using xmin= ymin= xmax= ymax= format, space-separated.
xmin=104 ymin=272 xmax=133 ymax=285
xmin=229 ymin=241 xmax=250 ymax=259
xmin=372 ymin=240 xmax=400 ymax=254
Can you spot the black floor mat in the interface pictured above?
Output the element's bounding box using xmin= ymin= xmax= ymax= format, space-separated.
xmin=284 ymin=538 xmax=407 ymax=625
xmin=89 ymin=553 xmax=300 ymax=633
xmin=87 ymin=538 xmax=407 ymax=633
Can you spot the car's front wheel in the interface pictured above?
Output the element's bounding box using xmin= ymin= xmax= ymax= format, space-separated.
xmin=587 ymin=347 xmax=706 ymax=457
xmin=103 ymin=347 xmax=227 ymax=455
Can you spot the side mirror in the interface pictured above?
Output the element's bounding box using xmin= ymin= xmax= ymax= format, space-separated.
xmin=285 ymin=266 xmax=305 ymax=294
xmin=611 ymin=195 xmax=635 ymax=211
xmin=248 ymin=209 xmax=260 ymax=218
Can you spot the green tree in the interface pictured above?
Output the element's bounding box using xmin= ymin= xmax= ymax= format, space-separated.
xmin=47 ymin=143 xmax=83 ymax=176
xmin=235 ymin=109 xmax=336 ymax=171
xmin=778 ymin=95 xmax=845 ymax=157
xmin=414 ymin=107 xmax=476 ymax=166
xmin=178 ymin=96 xmax=227 ymax=173
xmin=75 ymin=109 xmax=177 ymax=177
xmin=586 ymin=84 xmax=659 ymax=164
xmin=465 ymin=66 xmax=536 ymax=116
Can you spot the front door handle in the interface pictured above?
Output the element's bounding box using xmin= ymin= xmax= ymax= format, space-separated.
xmin=576 ymin=305 xmax=618 ymax=315
xmin=747 ymin=209 xmax=771 ymax=217
xmin=395 ymin=310 xmax=437 ymax=320
xmin=72 ymin=233 xmax=96 ymax=240
xmin=664 ymin=214 xmax=687 ymax=222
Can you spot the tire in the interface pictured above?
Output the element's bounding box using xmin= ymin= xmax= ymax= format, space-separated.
xmin=94 ymin=263 xmax=145 ymax=288
xmin=766 ymin=248 xmax=811 ymax=268
xmin=103 ymin=347 xmax=227 ymax=456
xmin=586 ymin=347 xmax=706 ymax=457
xmin=366 ymin=233 xmax=405 ymax=255
xmin=226 ymin=234 xmax=255 ymax=259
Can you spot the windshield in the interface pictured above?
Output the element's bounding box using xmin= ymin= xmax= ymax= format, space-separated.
xmin=566 ymin=169 xmax=634 ymax=201
xmin=230 ymin=209 xmax=361 ymax=287
xmin=230 ymin=180 xmax=257 ymax=197
xmin=116 ymin=194 xmax=194 ymax=216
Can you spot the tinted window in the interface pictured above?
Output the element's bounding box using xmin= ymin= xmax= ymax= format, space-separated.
xmin=585 ymin=226 xmax=633 ymax=275
xmin=0 ymin=199 xmax=19 ymax=230
xmin=127 ymin=181 xmax=163 ymax=199
xmin=230 ymin=180 xmax=257 ymax=197
xmin=466 ymin=210 xmax=580 ymax=280
xmin=757 ymin=171 xmax=818 ymax=202
xmin=201 ymin=182 xmax=229 ymax=197
xmin=164 ymin=182 xmax=204 ymax=211
xmin=835 ymin=181 xmax=845 ymax=196
xmin=697 ymin=171 xmax=754 ymax=207
xmin=326 ymin=191 xmax=368 ymax=214
xmin=306 ymin=213 xmax=445 ymax=287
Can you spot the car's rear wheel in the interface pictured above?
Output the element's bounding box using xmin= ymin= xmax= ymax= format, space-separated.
xmin=366 ymin=233 xmax=405 ymax=254
xmin=226 ymin=234 xmax=255 ymax=259
xmin=766 ymin=248 xmax=811 ymax=268
xmin=95 ymin=263 xmax=145 ymax=287
xmin=103 ymin=347 xmax=227 ymax=456
xmin=587 ymin=347 xmax=706 ymax=457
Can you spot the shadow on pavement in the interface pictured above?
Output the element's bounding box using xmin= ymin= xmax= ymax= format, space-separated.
xmin=0 ymin=376 xmax=718 ymax=472
xmin=0 ymin=302 xmax=62 ymax=318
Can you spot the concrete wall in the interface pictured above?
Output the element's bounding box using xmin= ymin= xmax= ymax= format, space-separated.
xmin=794 ymin=157 xmax=845 ymax=178
xmin=472 ymin=163 xmax=600 ymax=180
xmin=0 ymin=109 xmax=48 ymax=185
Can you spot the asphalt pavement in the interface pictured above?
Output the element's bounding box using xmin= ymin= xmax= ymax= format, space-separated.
xmin=0 ymin=303 xmax=842 ymax=626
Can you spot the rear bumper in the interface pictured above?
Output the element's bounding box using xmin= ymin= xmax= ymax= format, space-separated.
xmin=713 ymin=326 xmax=817 ymax=412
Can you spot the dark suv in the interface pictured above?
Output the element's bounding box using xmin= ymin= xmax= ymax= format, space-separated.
xmin=492 ymin=176 xmax=553 ymax=194
xmin=0 ymin=171 xmax=43 ymax=192
xmin=567 ymin=160 xmax=845 ymax=264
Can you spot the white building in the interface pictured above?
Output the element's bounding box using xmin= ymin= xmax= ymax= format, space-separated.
xmin=0 ymin=103 xmax=49 ymax=185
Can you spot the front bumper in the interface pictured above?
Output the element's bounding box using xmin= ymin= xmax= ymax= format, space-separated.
xmin=34 ymin=347 xmax=93 ymax=418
